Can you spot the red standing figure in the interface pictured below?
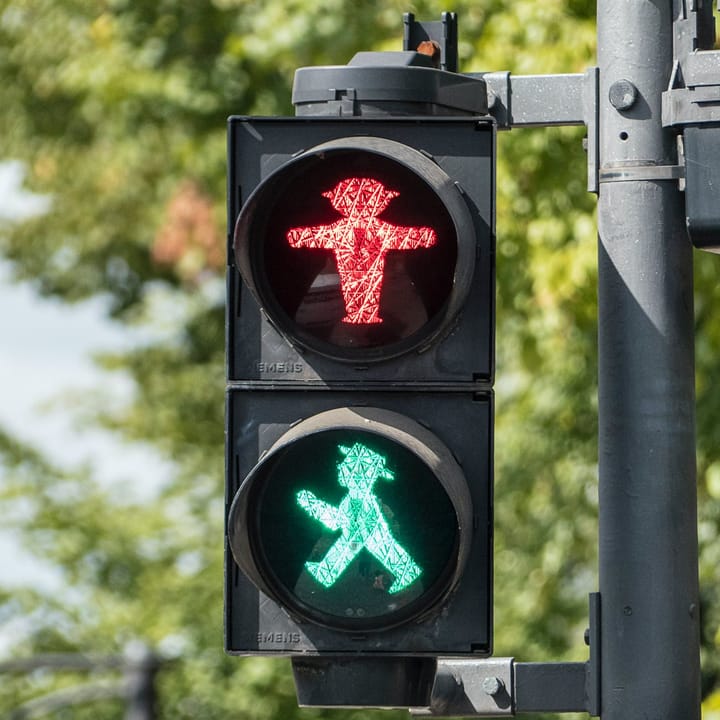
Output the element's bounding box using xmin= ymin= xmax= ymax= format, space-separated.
xmin=287 ymin=177 xmax=437 ymax=325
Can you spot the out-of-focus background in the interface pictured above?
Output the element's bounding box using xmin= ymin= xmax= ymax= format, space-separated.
xmin=1 ymin=1 xmax=719 ymax=718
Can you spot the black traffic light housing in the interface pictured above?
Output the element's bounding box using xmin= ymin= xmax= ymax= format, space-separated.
xmin=225 ymin=42 xmax=495 ymax=665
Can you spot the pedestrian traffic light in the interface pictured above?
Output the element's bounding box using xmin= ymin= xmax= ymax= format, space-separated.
xmin=225 ymin=116 xmax=494 ymax=656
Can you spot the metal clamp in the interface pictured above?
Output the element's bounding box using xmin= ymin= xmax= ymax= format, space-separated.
xmin=599 ymin=162 xmax=685 ymax=183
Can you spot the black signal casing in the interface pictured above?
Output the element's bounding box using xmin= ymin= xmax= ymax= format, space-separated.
xmin=684 ymin=126 xmax=720 ymax=252
xmin=225 ymin=390 xmax=493 ymax=656
xmin=225 ymin=116 xmax=495 ymax=658
xmin=227 ymin=117 xmax=495 ymax=388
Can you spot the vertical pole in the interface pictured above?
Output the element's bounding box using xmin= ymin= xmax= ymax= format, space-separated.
xmin=597 ymin=2 xmax=701 ymax=719
xmin=124 ymin=645 xmax=159 ymax=720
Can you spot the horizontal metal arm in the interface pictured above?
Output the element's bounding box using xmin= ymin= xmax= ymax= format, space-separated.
xmin=471 ymin=69 xmax=599 ymax=192
xmin=412 ymin=657 xmax=593 ymax=717
xmin=0 ymin=653 xmax=125 ymax=673
xmin=470 ymin=70 xmax=597 ymax=129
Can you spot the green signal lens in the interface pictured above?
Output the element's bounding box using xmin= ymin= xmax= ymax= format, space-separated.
xmin=248 ymin=427 xmax=460 ymax=631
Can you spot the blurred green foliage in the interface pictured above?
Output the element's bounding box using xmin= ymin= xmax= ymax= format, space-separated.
xmin=0 ymin=1 xmax=718 ymax=718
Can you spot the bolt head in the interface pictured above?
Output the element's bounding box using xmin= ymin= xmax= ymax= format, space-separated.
xmin=609 ymin=79 xmax=638 ymax=111
xmin=482 ymin=676 xmax=503 ymax=697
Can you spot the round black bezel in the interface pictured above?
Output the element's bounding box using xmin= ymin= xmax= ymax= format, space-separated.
xmin=226 ymin=407 xmax=474 ymax=634
xmin=233 ymin=137 xmax=476 ymax=363
xmin=245 ymin=427 xmax=460 ymax=632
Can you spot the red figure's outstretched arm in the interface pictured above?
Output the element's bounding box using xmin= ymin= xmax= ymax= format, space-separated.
xmin=376 ymin=222 xmax=437 ymax=251
xmin=287 ymin=221 xmax=344 ymax=249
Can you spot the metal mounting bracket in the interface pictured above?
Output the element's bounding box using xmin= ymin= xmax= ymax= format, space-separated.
xmin=413 ymin=657 xmax=514 ymax=717
xmin=662 ymin=0 xmax=720 ymax=127
xmin=403 ymin=12 xmax=459 ymax=72
xmin=413 ymin=594 xmax=601 ymax=717
xmin=477 ymin=69 xmax=599 ymax=192
xmin=412 ymin=658 xmax=593 ymax=717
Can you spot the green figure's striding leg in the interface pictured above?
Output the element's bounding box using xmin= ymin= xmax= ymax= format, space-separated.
xmin=305 ymin=535 xmax=363 ymax=588
xmin=365 ymin=520 xmax=422 ymax=594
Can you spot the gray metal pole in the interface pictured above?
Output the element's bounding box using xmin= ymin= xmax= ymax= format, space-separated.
xmin=597 ymin=2 xmax=701 ymax=719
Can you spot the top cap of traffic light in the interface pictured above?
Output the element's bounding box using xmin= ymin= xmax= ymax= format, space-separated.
xmin=234 ymin=136 xmax=477 ymax=363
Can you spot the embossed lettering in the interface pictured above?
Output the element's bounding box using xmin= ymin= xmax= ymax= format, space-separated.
xmin=257 ymin=632 xmax=301 ymax=644
xmin=257 ymin=362 xmax=304 ymax=374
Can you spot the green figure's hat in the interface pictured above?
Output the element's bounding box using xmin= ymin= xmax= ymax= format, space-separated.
xmin=338 ymin=443 xmax=395 ymax=482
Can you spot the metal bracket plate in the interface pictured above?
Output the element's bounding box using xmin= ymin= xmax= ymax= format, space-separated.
xmin=414 ymin=657 xmax=593 ymax=717
xmin=414 ymin=657 xmax=514 ymax=717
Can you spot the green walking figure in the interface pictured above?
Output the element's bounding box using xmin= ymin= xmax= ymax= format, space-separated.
xmin=296 ymin=442 xmax=423 ymax=594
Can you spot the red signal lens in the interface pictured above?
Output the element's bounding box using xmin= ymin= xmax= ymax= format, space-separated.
xmin=286 ymin=176 xmax=438 ymax=326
